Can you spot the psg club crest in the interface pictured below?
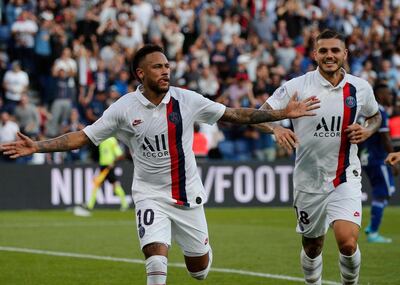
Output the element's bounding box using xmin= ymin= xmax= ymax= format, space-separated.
xmin=168 ymin=112 xmax=180 ymax=124
xmin=345 ymin=96 xmax=356 ymax=108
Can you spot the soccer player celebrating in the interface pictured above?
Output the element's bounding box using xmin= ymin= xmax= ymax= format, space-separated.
xmin=257 ymin=30 xmax=381 ymax=285
xmin=0 ymin=45 xmax=319 ymax=285
xmin=359 ymin=83 xmax=398 ymax=243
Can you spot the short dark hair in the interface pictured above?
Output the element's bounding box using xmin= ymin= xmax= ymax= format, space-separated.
xmin=316 ymin=29 xmax=345 ymax=43
xmin=374 ymin=82 xmax=390 ymax=94
xmin=131 ymin=44 xmax=164 ymax=80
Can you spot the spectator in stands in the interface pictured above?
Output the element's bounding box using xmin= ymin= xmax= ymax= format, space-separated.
xmin=61 ymin=108 xmax=87 ymax=162
xmin=251 ymin=10 xmax=275 ymax=44
xmin=183 ymin=58 xmax=201 ymax=91
xmin=96 ymin=19 xmax=119 ymax=47
xmin=77 ymin=45 xmax=97 ymax=110
xmin=2 ymin=60 xmax=29 ymax=114
xmin=113 ymin=69 xmax=130 ymax=96
xmin=0 ymin=110 xmax=19 ymax=162
xmin=11 ymin=10 xmax=38 ymax=74
xmin=35 ymin=11 xmax=54 ymax=105
xmin=46 ymin=66 xmax=75 ymax=137
xmin=85 ymin=90 xmax=108 ymax=124
xmin=163 ymin=18 xmax=185 ymax=60
xmin=14 ymin=93 xmax=40 ymax=138
xmin=198 ymin=66 xmax=219 ymax=100
xmin=52 ymin=47 xmax=77 ymax=98
xmin=116 ymin=22 xmax=143 ymax=58
xmin=131 ymin=0 xmax=154 ymax=37
xmin=219 ymin=72 xmax=256 ymax=108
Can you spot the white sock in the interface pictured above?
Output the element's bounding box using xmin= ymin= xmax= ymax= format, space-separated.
xmin=145 ymin=255 xmax=167 ymax=285
xmin=301 ymin=248 xmax=322 ymax=285
xmin=339 ymin=246 xmax=361 ymax=285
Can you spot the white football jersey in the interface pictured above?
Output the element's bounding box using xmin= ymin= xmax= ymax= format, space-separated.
xmin=267 ymin=69 xmax=379 ymax=193
xmin=84 ymin=86 xmax=226 ymax=207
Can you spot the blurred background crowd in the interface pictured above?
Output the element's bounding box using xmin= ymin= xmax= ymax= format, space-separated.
xmin=0 ymin=0 xmax=400 ymax=164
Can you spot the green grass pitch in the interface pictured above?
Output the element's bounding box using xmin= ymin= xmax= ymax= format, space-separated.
xmin=0 ymin=207 xmax=399 ymax=285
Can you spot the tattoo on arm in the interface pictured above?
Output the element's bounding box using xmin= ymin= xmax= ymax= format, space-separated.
xmin=364 ymin=111 xmax=382 ymax=134
xmin=36 ymin=131 xmax=90 ymax=153
xmin=254 ymin=102 xmax=280 ymax=133
xmin=220 ymin=107 xmax=286 ymax=124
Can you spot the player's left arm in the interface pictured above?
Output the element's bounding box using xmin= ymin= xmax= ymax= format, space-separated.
xmin=345 ymin=111 xmax=382 ymax=144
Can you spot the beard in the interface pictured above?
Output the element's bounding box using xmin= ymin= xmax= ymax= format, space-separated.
xmin=146 ymin=77 xmax=170 ymax=94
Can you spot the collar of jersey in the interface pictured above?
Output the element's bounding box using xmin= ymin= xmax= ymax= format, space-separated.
xmin=135 ymin=84 xmax=171 ymax=107
xmin=315 ymin=67 xmax=347 ymax=89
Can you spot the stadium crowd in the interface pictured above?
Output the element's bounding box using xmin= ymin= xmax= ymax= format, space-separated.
xmin=0 ymin=0 xmax=400 ymax=164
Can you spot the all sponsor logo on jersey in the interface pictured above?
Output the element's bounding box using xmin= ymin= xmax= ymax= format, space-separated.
xmin=142 ymin=134 xmax=169 ymax=158
xmin=314 ymin=116 xmax=341 ymax=137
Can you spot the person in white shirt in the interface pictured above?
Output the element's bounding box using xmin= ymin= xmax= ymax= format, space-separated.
xmin=257 ymin=30 xmax=381 ymax=285
xmin=0 ymin=44 xmax=319 ymax=285
xmin=0 ymin=110 xmax=19 ymax=163
xmin=2 ymin=60 xmax=29 ymax=113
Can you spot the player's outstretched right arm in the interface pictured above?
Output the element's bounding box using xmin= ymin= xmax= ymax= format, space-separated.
xmin=0 ymin=130 xmax=90 ymax=159
xmin=385 ymin=152 xmax=400 ymax=166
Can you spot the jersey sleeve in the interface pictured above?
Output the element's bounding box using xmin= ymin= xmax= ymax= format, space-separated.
xmin=83 ymin=104 xmax=121 ymax=146
xmin=266 ymin=85 xmax=291 ymax=110
xmin=190 ymin=91 xmax=226 ymax=125
xmin=360 ymin=84 xmax=379 ymax=118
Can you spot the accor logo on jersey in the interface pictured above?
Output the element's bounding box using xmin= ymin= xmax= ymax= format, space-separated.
xmin=142 ymin=134 xmax=169 ymax=158
xmin=313 ymin=116 xmax=342 ymax=137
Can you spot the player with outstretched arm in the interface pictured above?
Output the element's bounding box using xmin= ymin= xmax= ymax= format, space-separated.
xmin=0 ymin=44 xmax=319 ymax=285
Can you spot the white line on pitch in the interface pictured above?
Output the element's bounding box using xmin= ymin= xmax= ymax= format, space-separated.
xmin=0 ymin=220 xmax=134 ymax=228
xmin=0 ymin=246 xmax=340 ymax=285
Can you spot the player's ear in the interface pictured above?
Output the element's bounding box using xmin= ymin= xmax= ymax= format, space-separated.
xmin=136 ymin=68 xmax=144 ymax=82
xmin=343 ymin=48 xmax=348 ymax=61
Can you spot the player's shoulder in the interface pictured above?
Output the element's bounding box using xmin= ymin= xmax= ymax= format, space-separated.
xmin=346 ymin=73 xmax=372 ymax=90
xmin=285 ymin=70 xmax=315 ymax=87
xmin=169 ymin=86 xmax=207 ymax=105
xmin=105 ymin=91 xmax=138 ymax=117
xmin=111 ymin=91 xmax=137 ymax=106
xmin=169 ymin=86 xmax=200 ymax=98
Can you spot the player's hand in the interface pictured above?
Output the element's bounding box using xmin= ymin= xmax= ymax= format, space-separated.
xmin=385 ymin=152 xmax=400 ymax=166
xmin=345 ymin=124 xmax=371 ymax=144
xmin=273 ymin=126 xmax=298 ymax=153
xmin=285 ymin=92 xmax=320 ymax=119
xmin=0 ymin=132 xmax=38 ymax=159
